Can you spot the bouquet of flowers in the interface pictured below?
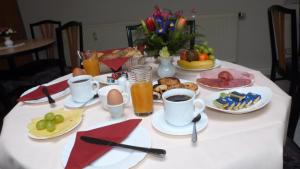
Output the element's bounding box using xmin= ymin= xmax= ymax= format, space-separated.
xmin=136 ymin=6 xmax=196 ymax=57
xmin=0 ymin=27 xmax=16 ymax=37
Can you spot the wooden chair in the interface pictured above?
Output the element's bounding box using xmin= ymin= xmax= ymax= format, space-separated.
xmin=126 ymin=20 xmax=196 ymax=50
xmin=30 ymin=20 xmax=61 ymax=60
xmin=56 ymin=21 xmax=83 ymax=72
xmin=284 ymin=85 xmax=300 ymax=169
xmin=268 ymin=5 xmax=299 ymax=94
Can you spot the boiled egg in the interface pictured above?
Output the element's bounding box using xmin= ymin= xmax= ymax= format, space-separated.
xmin=72 ymin=67 xmax=86 ymax=76
xmin=107 ymin=89 xmax=123 ymax=105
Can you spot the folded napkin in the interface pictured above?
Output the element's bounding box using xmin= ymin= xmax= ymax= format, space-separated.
xmin=101 ymin=57 xmax=130 ymax=71
xmin=65 ymin=119 xmax=142 ymax=169
xmin=18 ymin=80 xmax=68 ymax=102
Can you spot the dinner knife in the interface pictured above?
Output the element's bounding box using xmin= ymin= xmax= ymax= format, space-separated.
xmin=41 ymin=86 xmax=55 ymax=104
xmin=80 ymin=136 xmax=166 ymax=156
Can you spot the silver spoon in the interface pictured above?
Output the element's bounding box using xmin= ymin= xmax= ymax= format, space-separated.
xmin=79 ymin=94 xmax=98 ymax=108
xmin=191 ymin=113 xmax=201 ymax=143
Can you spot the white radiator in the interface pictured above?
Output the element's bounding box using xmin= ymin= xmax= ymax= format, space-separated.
xmin=195 ymin=13 xmax=239 ymax=62
xmin=83 ymin=21 xmax=136 ymax=51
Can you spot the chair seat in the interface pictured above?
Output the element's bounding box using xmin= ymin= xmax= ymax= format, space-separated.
xmin=284 ymin=137 xmax=300 ymax=169
xmin=277 ymin=57 xmax=300 ymax=79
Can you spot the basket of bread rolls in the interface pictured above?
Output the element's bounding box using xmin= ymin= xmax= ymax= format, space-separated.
xmin=97 ymin=47 xmax=145 ymax=68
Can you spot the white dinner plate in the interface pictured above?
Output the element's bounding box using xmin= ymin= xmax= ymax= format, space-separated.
xmin=197 ymin=68 xmax=255 ymax=90
xmin=174 ymin=59 xmax=221 ymax=71
xmin=20 ymin=80 xmax=70 ymax=104
xmin=198 ymin=79 xmax=254 ymax=90
xmin=152 ymin=109 xmax=208 ymax=135
xmin=153 ymin=79 xmax=200 ymax=103
xmin=94 ymin=73 xmax=118 ymax=85
xmin=64 ymin=95 xmax=99 ymax=108
xmin=203 ymin=86 xmax=272 ymax=114
xmin=61 ymin=120 xmax=151 ymax=169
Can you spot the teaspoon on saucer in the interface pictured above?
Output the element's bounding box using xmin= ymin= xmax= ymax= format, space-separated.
xmin=191 ymin=113 xmax=201 ymax=143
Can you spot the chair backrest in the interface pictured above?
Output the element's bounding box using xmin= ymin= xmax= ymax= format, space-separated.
xmin=268 ymin=5 xmax=298 ymax=78
xmin=30 ymin=20 xmax=61 ymax=59
xmin=126 ymin=19 xmax=196 ymax=50
xmin=56 ymin=21 xmax=83 ymax=68
xmin=287 ymin=84 xmax=300 ymax=139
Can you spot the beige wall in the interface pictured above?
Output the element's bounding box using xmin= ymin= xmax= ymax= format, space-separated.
xmin=17 ymin=0 xmax=298 ymax=74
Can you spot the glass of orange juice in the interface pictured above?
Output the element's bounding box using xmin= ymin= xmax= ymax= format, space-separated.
xmin=82 ymin=52 xmax=100 ymax=76
xmin=129 ymin=65 xmax=153 ymax=116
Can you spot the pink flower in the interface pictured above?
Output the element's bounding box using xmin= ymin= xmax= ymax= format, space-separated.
xmin=176 ymin=17 xmax=186 ymax=30
xmin=145 ymin=17 xmax=155 ymax=32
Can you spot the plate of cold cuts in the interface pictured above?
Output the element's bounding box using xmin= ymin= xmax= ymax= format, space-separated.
xmin=196 ymin=68 xmax=254 ymax=90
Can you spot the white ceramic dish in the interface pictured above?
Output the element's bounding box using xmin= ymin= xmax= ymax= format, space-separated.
xmin=203 ymin=86 xmax=272 ymax=114
xmin=153 ymin=79 xmax=200 ymax=103
xmin=198 ymin=79 xmax=254 ymax=90
xmin=64 ymin=95 xmax=99 ymax=108
xmin=94 ymin=73 xmax=118 ymax=85
xmin=174 ymin=59 xmax=221 ymax=71
xmin=61 ymin=120 xmax=151 ymax=169
xmin=197 ymin=68 xmax=255 ymax=90
xmin=20 ymin=81 xmax=70 ymax=104
xmin=152 ymin=109 xmax=208 ymax=135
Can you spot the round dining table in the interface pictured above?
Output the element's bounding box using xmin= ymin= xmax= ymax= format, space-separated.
xmin=0 ymin=38 xmax=54 ymax=71
xmin=0 ymin=59 xmax=291 ymax=169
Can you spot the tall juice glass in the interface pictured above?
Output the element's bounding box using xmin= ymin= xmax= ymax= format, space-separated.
xmin=129 ymin=65 xmax=153 ymax=116
xmin=83 ymin=56 xmax=100 ymax=76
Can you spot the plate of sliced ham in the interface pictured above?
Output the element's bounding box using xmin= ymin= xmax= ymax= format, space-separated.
xmin=196 ymin=68 xmax=254 ymax=89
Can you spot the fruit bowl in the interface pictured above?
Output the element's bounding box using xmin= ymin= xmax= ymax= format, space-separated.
xmin=177 ymin=42 xmax=218 ymax=70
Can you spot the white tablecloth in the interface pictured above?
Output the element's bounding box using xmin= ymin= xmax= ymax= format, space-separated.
xmin=0 ymin=60 xmax=291 ymax=169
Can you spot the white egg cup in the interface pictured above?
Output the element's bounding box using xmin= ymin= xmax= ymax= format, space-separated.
xmin=98 ymin=85 xmax=129 ymax=110
xmin=106 ymin=102 xmax=126 ymax=118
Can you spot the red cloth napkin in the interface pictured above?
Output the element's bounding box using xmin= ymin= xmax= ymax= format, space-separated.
xmin=65 ymin=119 xmax=142 ymax=169
xmin=101 ymin=57 xmax=130 ymax=71
xmin=18 ymin=80 xmax=68 ymax=102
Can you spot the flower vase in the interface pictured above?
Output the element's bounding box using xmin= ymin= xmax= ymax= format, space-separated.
xmin=157 ymin=57 xmax=176 ymax=78
xmin=4 ymin=37 xmax=14 ymax=47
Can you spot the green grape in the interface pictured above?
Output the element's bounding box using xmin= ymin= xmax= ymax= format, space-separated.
xmin=46 ymin=121 xmax=56 ymax=132
xmin=54 ymin=114 xmax=64 ymax=124
xmin=36 ymin=120 xmax=46 ymax=130
xmin=44 ymin=112 xmax=55 ymax=121
xmin=209 ymin=55 xmax=216 ymax=60
xmin=208 ymin=48 xmax=214 ymax=53
xmin=203 ymin=48 xmax=209 ymax=54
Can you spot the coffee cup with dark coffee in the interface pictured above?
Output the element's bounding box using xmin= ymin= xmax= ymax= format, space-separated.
xmin=68 ymin=75 xmax=99 ymax=103
xmin=162 ymin=88 xmax=205 ymax=126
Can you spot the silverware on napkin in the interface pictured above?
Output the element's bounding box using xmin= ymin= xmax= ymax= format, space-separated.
xmin=191 ymin=113 xmax=201 ymax=143
xmin=41 ymin=86 xmax=55 ymax=104
xmin=80 ymin=136 xmax=166 ymax=156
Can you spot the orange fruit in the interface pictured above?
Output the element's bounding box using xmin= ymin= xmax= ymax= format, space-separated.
xmin=72 ymin=67 xmax=86 ymax=76
xmin=198 ymin=53 xmax=209 ymax=61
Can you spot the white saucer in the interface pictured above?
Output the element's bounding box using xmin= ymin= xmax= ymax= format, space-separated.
xmin=152 ymin=109 xmax=208 ymax=135
xmin=63 ymin=95 xmax=99 ymax=108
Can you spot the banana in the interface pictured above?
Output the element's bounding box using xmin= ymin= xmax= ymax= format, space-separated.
xmin=177 ymin=60 xmax=214 ymax=69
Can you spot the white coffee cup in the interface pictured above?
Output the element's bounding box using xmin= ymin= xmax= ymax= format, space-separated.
xmin=162 ymin=88 xmax=205 ymax=126
xmin=68 ymin=75 xmax=100 ymax=103
xmin=98 ymin=85 xmax=129 ymax=110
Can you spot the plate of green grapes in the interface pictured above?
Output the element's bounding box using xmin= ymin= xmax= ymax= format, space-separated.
xmin=27 ymin=108 xmax=83 ymax=139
